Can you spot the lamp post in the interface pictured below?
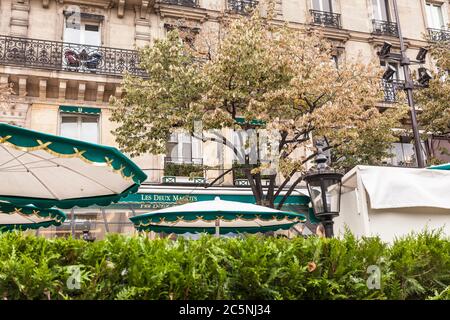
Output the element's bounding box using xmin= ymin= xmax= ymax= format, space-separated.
xmin=303 ymin=144 xmax=343 ymax=238
xmin=389 ymin=0 xmax=426 ymax=168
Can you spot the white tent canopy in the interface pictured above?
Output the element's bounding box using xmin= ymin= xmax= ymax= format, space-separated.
xmin=335 ymin=165 xmax=450 ymax=242
xmin=343 ymin=166 xmax=450 ymax=210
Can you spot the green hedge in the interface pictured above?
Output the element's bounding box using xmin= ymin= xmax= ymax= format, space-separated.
xmin=0 ymin=230 xmax=449 ymax=300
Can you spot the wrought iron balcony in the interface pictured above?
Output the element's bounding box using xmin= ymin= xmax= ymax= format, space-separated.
xmin=164 ymin=157 xmax=203 ymax=165
xmin=372 ymin=20 xmax=398 ymax=37
xmin=0 ymin=35 xmax=147 ymax=77
xmin=228 ymin=0 xmax=259 ymax=14
xmin=382 ymin=79 xmax=404 ymax=103
xmin=310 ymin=10 xmax=342 ymax=29
xmin=159 ymin=0 xmax=197 ymax=7
xmin=427 ymin=28 xmax=450 ymax=42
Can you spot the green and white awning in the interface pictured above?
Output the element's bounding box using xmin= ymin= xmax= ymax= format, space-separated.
xmin=0 ymin=201 xmax=66 ymax=232
xmin=59 ymin=106 xmax=101 ymax=115
xmin=0 ymin=123 xmax=147 ymax=209
xmin=130 ymin=196 xmax=306 ymax=234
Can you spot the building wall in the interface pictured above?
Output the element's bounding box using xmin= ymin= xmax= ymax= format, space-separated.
xmin=0 ymin=0 xmax=448 ymax=186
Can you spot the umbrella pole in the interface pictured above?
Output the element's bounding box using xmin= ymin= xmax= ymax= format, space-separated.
xmin=215 ymin=219 xmax=220 ymax=238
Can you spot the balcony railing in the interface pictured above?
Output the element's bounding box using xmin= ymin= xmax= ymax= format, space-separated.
xmin=428 ymin=28 xmax=450 ymax=42
xmin=0 ymin=35 xmax=147 ymax=77
xmin=159 ymin=0 xmax=197 ymax=7
xmin=372 ymin=20 xmax=399 ymax=37
xmin=164 ymin=157 xmax=203 ymax=166
xmin=382 ymin=79 xmax=404 ymax=103
xmin=228 ymin=0 xmax=259 ymax=14
xmin=310 ymin=10 xmax=342 ymax=29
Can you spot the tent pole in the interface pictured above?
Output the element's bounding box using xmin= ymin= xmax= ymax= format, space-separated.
xmin=215 ymin=219 xmax=220 ymax=238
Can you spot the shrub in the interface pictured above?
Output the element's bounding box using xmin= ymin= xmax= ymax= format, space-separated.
xmin=0 ymin=230 xmax=448 ymax=300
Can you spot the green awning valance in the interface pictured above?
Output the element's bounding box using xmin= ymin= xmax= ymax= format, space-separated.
xmin=60 ymin=106 xmax=101 ymax=115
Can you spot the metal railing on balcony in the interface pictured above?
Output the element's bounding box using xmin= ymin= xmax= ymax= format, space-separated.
xmin=310 ymin=10 xmax=342 ymax=29
xmin=427 ymin=28 xmax=450 ymax=42
xmin=228 ymin=0 xmax=259 ymax=14
xmin=159 ymin=0 xmax=197 ymax=7
xmin=163 ymin=156 xmax=205 ymax=183
xmin=164 ymin=157 xmax=203 ymax=165
xmin=0 ymin=35 xmax=147 ymax=77
xmin=372 ymin=20 xmax=399 ymax=37
xmin=382 ymin=79 xmax=404 ymax=103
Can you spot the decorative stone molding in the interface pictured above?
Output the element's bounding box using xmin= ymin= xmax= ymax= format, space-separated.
xmin=58 ymin=0 xmax=115 ymax=9
xmin=63 ymin=4 xmax=105 ymax=16
xmin=155 ymin=2 xmax=208 ymax=24
xmin=39 ymin=79 xmax=47 ymax=99
xmin=96 ymin=83 xmax=105 ymax=103
xmin=114 ymin=86 xmax=123 ymax=98
xmin=42 ymin=0 xmax=50 ymax=8
xmin=18 ymin=77 xmax=27 ymax=97
xmin=368 ymin=37 xmax=410 ymax=52
xmin=10 ymin=0 xmax=30 ymax=37
xmin=58 ymin=80 xmax=67 ymax=101
xmin=78 ymin=82 xmax=86 ymax=101
xmin=274 ymin=0 xmax=283 ymax=19
xmin=118 ymin=0 xmax=126 ymax=18
xmin=308 ymin=27 xmax=351 ymax=44
xmin=0 ymin=76 xmax=9 ymax=87
xmin=163 ymin=17 xmax=202 ymax=31
xmin=140 ymin=0 xmax=149 ymax=19
xmin=134 ymin=5 xmax=152 ymax=46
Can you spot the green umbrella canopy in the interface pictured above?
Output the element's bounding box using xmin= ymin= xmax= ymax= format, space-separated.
xmin=130 ymin=197 xmax=306 ymax=234
xmin=0 ymin=123 xmax=147 ymax=209
xmin=428 ymin=163 xmax=450 ymax=170
xmin=0 ymin=201 xmax=66 ymax=232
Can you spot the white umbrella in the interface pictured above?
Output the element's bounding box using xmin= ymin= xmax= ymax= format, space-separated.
xmin=0 ymin=201 xmax=66 ymax=232
xmin=0 ymin=123 xmax=147 ymax=208
xmin=130 ymin=196 xmax=306 ymax=235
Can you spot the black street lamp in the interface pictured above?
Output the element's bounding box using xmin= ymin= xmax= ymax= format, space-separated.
xmin=377 ymin=0 xmax=430 ymax=168
xmin=304 ymin=145 xmax=343 ymax=238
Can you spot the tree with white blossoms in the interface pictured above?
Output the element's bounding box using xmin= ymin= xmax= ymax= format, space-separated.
xmin=0 ymin=83 xmax=13 ymax=113
xmin=415 ymin=37 xmax=450 ymax=162
xmin=110 ymin=6 xmax=407 ymax=208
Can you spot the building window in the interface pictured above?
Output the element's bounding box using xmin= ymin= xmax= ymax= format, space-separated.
xmin=164 ymin=24 xmax=200 ymax=49
xmin=372 ymin=0 xmax=391 ymax=21
xmin=312 ymin=0 xmax=332 ymax=12
xmin=166 ymin=132 xmax=202 ymax=165
xmin=331 ymin=55 xmax=339 ymax=69
xmin=384 ymin=136 xmax=427 ymax=167
xmin=63 ymin=13 xmax=101 ymax=46
xmin=60 ymin=114 xmax=100 ymax=144
xmin=380 ymin=60 xmax=402 ymax=81
xmin=426 ymin=2 xmax=445 ymax=30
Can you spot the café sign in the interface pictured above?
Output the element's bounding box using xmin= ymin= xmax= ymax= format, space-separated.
xmin=110 ymin=192 xmax=309 ymax=210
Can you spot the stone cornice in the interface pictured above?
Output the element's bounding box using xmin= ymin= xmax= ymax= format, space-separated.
xmin=155 ymin=3 xmax=208 ymax=23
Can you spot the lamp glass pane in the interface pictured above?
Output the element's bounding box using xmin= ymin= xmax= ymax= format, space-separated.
xmin=307 ymin=180 xmax=325 ymax=214
xmin=307 ymin=175 xmax=342 ymax=215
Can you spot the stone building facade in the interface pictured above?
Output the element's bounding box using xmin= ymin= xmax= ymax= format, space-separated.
xmin=0 ymin=0 xmax=449 ymax=238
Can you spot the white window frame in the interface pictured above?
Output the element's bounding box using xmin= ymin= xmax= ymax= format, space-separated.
xmin=312 ymin=0 xmax=333 ymax=12
xmin=166 ymin=132 xmax=203 ymax=165
xmin=372 ymin=0 xmax=391 ymax=21
xmin=63 ymin=16 xmax=101 ymax=46
xmin=381 ymin=60 xmax=404 ymax=81
xmin=425 ymin=2 xmax=445 ymax=30
xmin=59 ymin=113 xmax=100 ymax=144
